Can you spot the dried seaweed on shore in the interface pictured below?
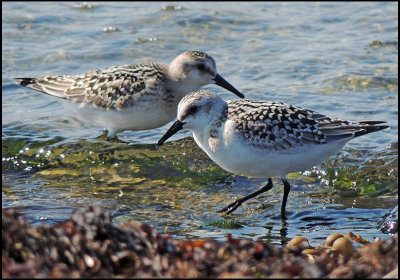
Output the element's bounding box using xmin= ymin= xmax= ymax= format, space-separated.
xmin=2 ymin=207 xmax=398 ymax=278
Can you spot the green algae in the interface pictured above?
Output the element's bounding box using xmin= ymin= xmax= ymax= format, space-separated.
xmin=206 ymin=219 xmax=243 ymax=229
xmin=2 ymin=137 xmax=397 ymax=200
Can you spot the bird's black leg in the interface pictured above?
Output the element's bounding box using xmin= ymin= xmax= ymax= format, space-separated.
xmin=281 ymin=176 xmax=291 ymax=218
xmin=219 ymin=178 xmax=273 ymax=215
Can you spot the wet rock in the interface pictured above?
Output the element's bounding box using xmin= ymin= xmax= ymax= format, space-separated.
xmin=379 ymin=205 xmax=398 ymax=234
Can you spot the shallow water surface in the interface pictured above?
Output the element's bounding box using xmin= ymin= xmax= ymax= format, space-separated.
xmin=2 ymin=2 xmax=398 ymax=245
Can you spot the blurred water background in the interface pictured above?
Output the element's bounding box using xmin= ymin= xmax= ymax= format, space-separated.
xmin=2 ymin=2 xmax=398 ymax=245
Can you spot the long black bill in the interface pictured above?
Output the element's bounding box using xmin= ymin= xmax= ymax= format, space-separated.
xmin=156 ymin=120 xmax=184 ymax=148
xmin=213 ymin=74 xmax=244 ymax=98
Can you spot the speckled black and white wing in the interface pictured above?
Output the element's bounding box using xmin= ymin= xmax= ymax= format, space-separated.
xmin=226 ymin=99 xmax=388 ymax=151
xmin=14 ymin=63 xmax=169 ymax=111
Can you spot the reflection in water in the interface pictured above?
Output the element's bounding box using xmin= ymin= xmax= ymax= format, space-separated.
xmin=279 ymin=217 xmax=288 ymax=247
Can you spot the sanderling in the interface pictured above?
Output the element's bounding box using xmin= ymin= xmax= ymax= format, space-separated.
xmin=156 ymin=90 xmax=389 ymax=216
xmin=14 ymin=51 xmax=244 ymax=140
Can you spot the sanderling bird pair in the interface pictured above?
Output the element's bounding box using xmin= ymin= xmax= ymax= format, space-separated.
xmin=15 ymin=51 xmax=388 ymax=216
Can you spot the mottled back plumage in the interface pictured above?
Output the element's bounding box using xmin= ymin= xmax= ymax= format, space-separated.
xmin=225 ymin=99 xmax=388 ymax=151
xmin=15 ymin=63 xmax=169 ymax=111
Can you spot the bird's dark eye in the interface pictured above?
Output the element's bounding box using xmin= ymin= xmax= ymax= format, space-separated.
xmin=197 ymin=63 xmax=206 ymax=71
xmin=189 ymin=105 xmax=198 ymax=115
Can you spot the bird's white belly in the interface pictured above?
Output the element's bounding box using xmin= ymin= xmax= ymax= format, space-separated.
xmin=61 ymin=98 xmax=176 ymax=134
xmin=194 ymin=129 xmax=346 ymax=178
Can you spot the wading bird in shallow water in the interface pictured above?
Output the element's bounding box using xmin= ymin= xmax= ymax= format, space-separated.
xmin=156 ymin=90 xmax=389 ymax=217
xmin=14 ymin=51 xmax=243 ymax=140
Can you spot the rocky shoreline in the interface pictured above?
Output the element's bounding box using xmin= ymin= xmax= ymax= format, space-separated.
xmin=2 ymin=206 xmax=398 ymax=278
